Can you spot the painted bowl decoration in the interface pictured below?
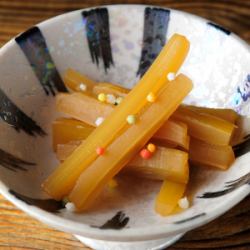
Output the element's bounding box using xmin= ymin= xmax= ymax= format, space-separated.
xmin=0 ymin=4 xmax=249 ymax=249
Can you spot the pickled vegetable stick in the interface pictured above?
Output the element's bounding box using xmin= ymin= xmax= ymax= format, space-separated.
xmin=52 ymin=118 xmax=93 ymax=151
xmin=68 ymin=75 xmax=193 ymax=210
xmin=124 ymin=147 xmax=189 ymax=183
xmin=54 ymin=93 xmax=189 ymax=149
xmin=189 ymin=138 xmax=235 ymax=170
xmin=42 ymin=34 xmax=190 ymax=200
xmin=173 ymin=106 xmax=235 ymax=145
xmin=93 ymin=82 xmax=129 ymax=97
xmin=64 ymin=68 xmax=96 ymax=92
xmin=155 ymin=180 xmax=186 ymax=216
xmin=154 ymin=120 xmax=189 ymax=150
xmin=56 ymin=93 xmax=114 ymax=127
xmin=56 ymin=143 xmax=189 ymax=184
xmin=65 ymin=69 xmax=238 ymax=125
xmin=186 ymin=105 xmax=238 ymax=123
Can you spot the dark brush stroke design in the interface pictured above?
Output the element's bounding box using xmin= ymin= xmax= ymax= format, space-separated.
xmin=199 ymin=172 xmax=250 ymax=198
xmin=174 ymin=213 xmax=206 ymax=224
xmin=207 ymin=22 xmax=231 ymax=35
xmin=91 ymin=211 xmax=129 ymax=230
xmin=15 ymin=26 xmax=67 ymax=96
xmin=137 ymin=7 xmax=170 ymax=77
xmin=10 ymin=190 xmax=65 ymax=213
xmin=0 ymin=148 xmax=35 ymax=172
xmin=82 ymin=8 xmax=114 ymax=72
xmin=233 ymin=134 xmax=250 ymax=157
xmin=0 ymin=88 xmax=46 ymax=136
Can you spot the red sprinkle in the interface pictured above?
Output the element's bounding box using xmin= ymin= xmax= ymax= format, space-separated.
xmin=96 ymin=147 xmax=105 ymax=155
xmin=140 ymin=149 xmax=152 ymax=159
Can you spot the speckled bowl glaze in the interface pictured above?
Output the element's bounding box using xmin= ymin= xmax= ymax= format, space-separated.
xmin=0 ymin=4 xmax=249 ymax=250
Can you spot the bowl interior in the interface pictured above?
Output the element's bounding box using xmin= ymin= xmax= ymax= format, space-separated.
xmin=0 ymin=5 xmax=249 ymax=241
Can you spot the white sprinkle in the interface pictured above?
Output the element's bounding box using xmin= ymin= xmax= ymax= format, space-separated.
xmin=106 ymin=94 xmax=116 ymax=104
xmin=115 ymin=96 xmax=123 ymax=105
xmin=65 ymin=202 xmax=76 ymax=212
xmin=95 ymin=117 xmax=104 ymax=126
xmin=178 ymin=196 xmax=189 ymax=209
xmin=167 ymin=72 xmax=176 ymax=81
xmin=79 ymin=83 xmax=87 ymax=91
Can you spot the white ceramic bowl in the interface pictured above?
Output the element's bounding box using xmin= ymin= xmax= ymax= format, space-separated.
xmin=0 ymin=4 xmax=249 ymax=250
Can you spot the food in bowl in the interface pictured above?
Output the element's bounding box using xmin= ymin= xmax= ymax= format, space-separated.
xmin=41 ymin=34 xmax=237 ymax=216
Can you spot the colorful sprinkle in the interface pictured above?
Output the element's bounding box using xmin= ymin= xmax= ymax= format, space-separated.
xmin=79 ymin=83 xmax=87 ymax=91
xmin=140 ymin=149 xmax=152 ymax=159
xmin=147 ymin=143 xmax=156 ymax=153
xmin=178 ymin=197 xmax=189 ymax=209
xmin=146 ymin=92 xmax=156 ymax=102
xmin=115 ymin=96 xmax=123 ymax=105
xmin=108 ymin=178 xmax=118 ymax=189
xmin=95 ymin=117 xmax=104 ymax=126
xmin=167 ymin=72 xmax=176 ymax=81
xmin=96 ymin=147 xmax=105 ymax=155
xmin=98 ymin=93 xmax=107 ymax=102
xmin=106 ymin=94 xmax=116 ymax=104
xmin=126 ymin=115 xmax=136 ymax=124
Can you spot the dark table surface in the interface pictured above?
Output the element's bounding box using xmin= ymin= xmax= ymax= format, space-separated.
xmin=0 ymin=0 xmax=249 ymax=249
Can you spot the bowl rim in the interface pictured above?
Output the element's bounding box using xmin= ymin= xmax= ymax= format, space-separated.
xmin=0 ymin=4 xmax=249 ymax=242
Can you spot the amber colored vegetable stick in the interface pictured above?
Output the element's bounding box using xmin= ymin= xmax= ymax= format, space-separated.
xmin=189 ymin=137 xmax=235 ymax=170
xmin=43 ymin=35 xmax=190 ymax=200
xmin=52 ymin=118 xmax=93 ymax=151
xmin=52 ymin=113 xmax=189 ymax=151
xmin=56 ymin=93 xmax=114 ymax=127
xmin=56 ymin=143 xmax=189 ymax=184
xmin=186 ymin=105 xmax=238 ymax=124
xmin=153 ymin=120 xmax=189 ymax=150
xmin=172 ymin=106 xmax=235 ymax=145
xmin=66 ymin=68 xmax=238 ymax=124
xmin=123 ymin=147 xmax=189 ymax=184
xmin=155 ymin=180 xmax=186 ymax=216
xmin=68 ymin=75 xmax=192 ymax=210
xmin=63 ymin=68 xmax=96 ymax=92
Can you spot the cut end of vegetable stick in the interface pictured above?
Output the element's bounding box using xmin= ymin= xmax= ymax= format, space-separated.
xmin=125 ymin=147 xmax=189 ymax=184
xmin=68 ymin=74 xmax=193 ymax=210
xmin=173 ymin=106 xmax=236 ymax=145
xmin=154 ymin=120 xmax=189 ymax=150
xmin=189 ymin=137 xmax=235 ymax=170
xmin=155 ymin=180 xmax=186 ymax=216
xmin=64 ymin=68 xmax=96 ymax=92
xmin=52 ymin=118 xmax=93 ymax=151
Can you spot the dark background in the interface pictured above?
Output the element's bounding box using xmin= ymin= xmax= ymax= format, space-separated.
xmin=0 ymin=0 xmax=249 ymax=249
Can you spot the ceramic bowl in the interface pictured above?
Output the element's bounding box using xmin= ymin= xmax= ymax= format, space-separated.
xmin=0 ymin=4 xmax=249 ymax=250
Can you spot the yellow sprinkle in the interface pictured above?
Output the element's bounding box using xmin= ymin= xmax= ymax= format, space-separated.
xmin=98 ymin=93 xmax=106 ymax=102
xmin=147 ymin=143 xmax=156 ymax=153
xmin=108 ymin=178 xmax=118 ymax=189
xmin=146 ymin=92 xmax=156 ymax=102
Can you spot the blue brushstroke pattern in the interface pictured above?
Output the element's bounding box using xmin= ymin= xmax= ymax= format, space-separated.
xmin=82 ymin=8 xmax=114 ymax=72
xmin=15 ymin=27 xmax=67 ymax=96
xmin=137 ymin=7 xmax=170 ymax=77
xmin=0 ymin=88 xmax=46 ymax=136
